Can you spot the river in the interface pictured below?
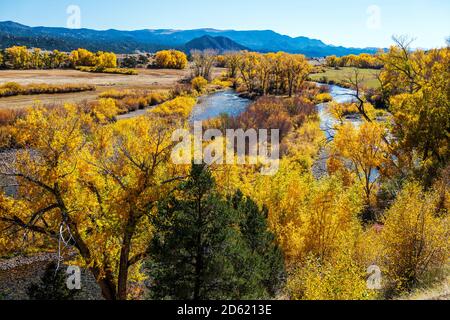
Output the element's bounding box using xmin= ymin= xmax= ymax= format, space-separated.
xmin=316 ymin=84 xmax=360 ymax=141
xmin=118 ymin=85 xmax=357 ymax=136
xmin=190 ymin=84 xmax=360 ymax=141
xmin=190 ymin=89 xmax=251 ymax=122
xmin=191 ymin=85 xmax=360 ymax=135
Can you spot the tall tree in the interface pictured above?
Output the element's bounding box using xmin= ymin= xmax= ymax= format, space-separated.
xmin=380 ymin=37 xmax=450 ymax=184
xmin=0 ymin=105 xmax=187 ymax=300
xmin=5 ymin=46 xmax=31 ymax=69
xmin=147 ymin=165 xmax=284 ymax=300
xmin=191 ymin=49 xmax=217 ymax=80
xmin=330 ymin=122 xmax=388 ymax=211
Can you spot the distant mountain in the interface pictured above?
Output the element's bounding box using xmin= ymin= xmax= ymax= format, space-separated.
xmin=0 ymin=21 xmax=379 ymax=57
xmin=185 ymin=35 xmax=249 ymax=53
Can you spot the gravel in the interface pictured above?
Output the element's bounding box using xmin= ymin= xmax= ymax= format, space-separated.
xmin=0 ymin=252 xmax=103 ymax=300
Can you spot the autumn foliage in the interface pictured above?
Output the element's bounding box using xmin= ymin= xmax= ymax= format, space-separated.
xmin=0 ymin=38 xmax=448 ymax=301
xmin=0 ymin=82 xmax=95 ymax=98
xmin=154 ymin=50 xmax=188 ymax=69
xmin=225 ymin=51 xmax=311 ymax=97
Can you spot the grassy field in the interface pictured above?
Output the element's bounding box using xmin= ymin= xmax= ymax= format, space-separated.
xmin=0 ymin=67 xmax=226 ymax=109
xmin=309 ymin=67 xmax=381 ymax=89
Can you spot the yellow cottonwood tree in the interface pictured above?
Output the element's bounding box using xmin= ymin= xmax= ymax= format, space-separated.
xmin=249 ymin=161 xmax=370 ymax=300
xmin=0 ymin=105 xmax=188 ymax=300
xmin=70 ymin=48 xmax=96 ymax=67
xmin=232 ymin=51 xmax=310 ymax=96
xmin=96 ymin=51 xmax=117 ymax=69
xmin=284 ymin=54 xmax=310 ymax=97
xmin=6 ymin=46 xmax=31 ymax=69
xmin=250 ymin=161 xmax=363 ymax=264
xmin=154 ymin=50 xmax=188 ymax=69
xmin=330 ymin=122 xmax=388 ymax=206
xmin=379 ymin=39 xmax=449 ymax=183
xmin=30 ymin=48 xmax=44 ymax=69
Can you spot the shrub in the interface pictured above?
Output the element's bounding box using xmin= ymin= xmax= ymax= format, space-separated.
xmin=75 ymin=66 xmax=137 ymax=75
xmin=230 ymin=96 xmax=316 ymax=141
xmin=380 ymin=182 xmax=449 ymax=295
xmin=191 ymin=76 xmax=208 ymax=93
xmin=315 ymin=93 xmax=333 ymax=103
xmin=0 ymin=108 xmax=26 ymax=126
xmin=169 ymin=83 xmax=193 ymax=98
xmin=287 ymin=253 xmax=376 ymax=300
xmin=151 ymin=96 xmax=197 ymax=118
xmin=120 ymin=96 xmax=149 ymax=112
xmin=0 ymin=82 xmax=96 ymax=98
xmin=91 ymin=98 xmax=120 ymax=123
xmin=147 ymin=92 xmax=170 ymax=106
xmin=99 ymin=89 xmax=135 ymax=100
xmin=211 ymin=78 xmax=233 ymax=88
xmin=98 ymin=90 xmax=170 ymax=113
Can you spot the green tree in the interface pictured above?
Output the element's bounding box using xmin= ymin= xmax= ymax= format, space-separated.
xmin=231 ymin=190 xmax=286 ymax=296
xmin=147 ymin=165 xmax=284 ymax=300
xmin=121 ymin=55 xmax=139 ymax=68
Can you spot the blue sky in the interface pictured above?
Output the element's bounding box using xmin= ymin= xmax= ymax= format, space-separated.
xmin=0 ymin=0 xmax=449 ymax=48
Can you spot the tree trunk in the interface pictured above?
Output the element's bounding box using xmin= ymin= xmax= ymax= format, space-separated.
xmin=70 ymin=220 xmax=118 ymax=300
xmin=117 ymin=214 xmax=138 ymax=300
xmin=93 ymin=269 xmax=117 ymax=300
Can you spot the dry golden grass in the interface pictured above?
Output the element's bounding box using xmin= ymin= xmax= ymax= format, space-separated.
xmin=0 ymin=82 xmax=95 ymax=98
xmin=0 ymin=69 xmax=176 ymax=108
xmin=0 ymin=68 xmax=226 ymax=109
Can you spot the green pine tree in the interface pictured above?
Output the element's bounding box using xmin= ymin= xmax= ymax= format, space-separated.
xmin=232 ymin=191 xmax=286 ymax=296
xmin=146 ymin=164 xmax=285 ymax=300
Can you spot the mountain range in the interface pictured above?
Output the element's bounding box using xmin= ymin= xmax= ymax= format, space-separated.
xmin=185 ymin=35 xmax=249 ymax=53
xmin=0 ymin=21 xmax=379 ymax=57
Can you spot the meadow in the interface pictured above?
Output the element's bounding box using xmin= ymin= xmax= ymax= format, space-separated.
xmin=309 ymin=67 xmax=381 ymax=89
